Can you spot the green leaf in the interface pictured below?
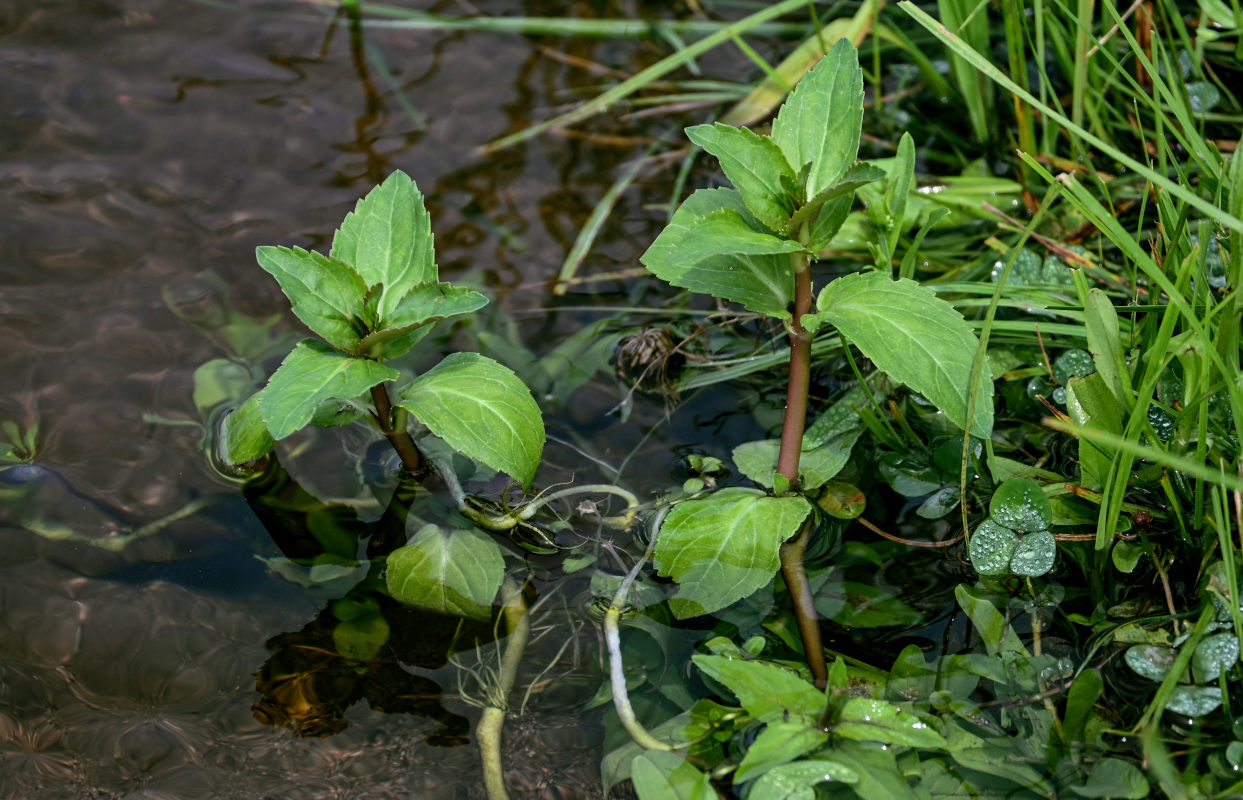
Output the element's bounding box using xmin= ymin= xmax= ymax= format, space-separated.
xmin=255 ymin=246 xmax=368 ymax=350
xmin=807 ymin=194 xmax=853 ymax=253
xmin=749 ymin=760 xmax=859 ymax=799
xmin=968 ymin=520 xmax=1018 ymax=576
xmin=192 ymin=358 xmax=252 ymax=417
xmin=732 ymin=428 xmax=861 ymax=490
xmin=1125 ymin=645 xmax=1175 ymax=681
xmin=655 ymin=488 xmax=811 ymax=618
xmin=1068 ymin=757 xmax=1149 ymax=798
xmin=1062 ymin=668 xmax=1104 ymax=746
xmin=397 ymin=353 xmax=544 ymax=487
xmin=956 ymin=584 xmax=1028 ymax=656
xmin=807 ymin=272 xmax=993 ymax=438
xmin=883 ymin=132 xmax=916 ymax=253
xmin=735 ymin=720 xmax=829 ymax=783
xmin=357 ymin=283 xmax=488 ymax=360
xmin=1084 ymin=288 xmax=1132 ymax=410
xmin=1065 ymin=372 xmax=1122 ymax=491
xmin=692 ymin=654 xmax=826 ymax=723
xmin=1010 ymin=530 xmax=1056 ymax=577
xmin=222 ymin=390 xmax=275 ymax=464
xmin=331 ymin=596 xmax=390 ymax=661
xmin=1193 ymin=633 xmax=1239 ymax=682
xmin=1166 ymin=686 xmax=1223 ymax=717
xmin=630 ymin=751 xmax=715 ymax=800
xmin=834 ymin=698 xmax=946 ymax=747
xmin=989 ymin=478 xmax=1053 ymax=533
xmin=330 ymin=170 xmax=437 ymax=321
xmin=685 ymin=122 xmax=796 ymax=231
xmin=771 ymin=38 xmax=863 ymax=199
xmin=668 ymin=208 xmax=808 ymax=264
xmin=385 ymin=523 xmax=504 ymax=620
xmin=785 ymin=163 xmax=886 ymax=237
xmin=260 ymin=339 xmax=399 ymax=440
xmin=641 ymin=188 xmax=794 ymax=318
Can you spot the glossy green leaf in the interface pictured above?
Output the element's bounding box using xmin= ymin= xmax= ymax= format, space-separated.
xmin=916 ymin=486 xmax=960 ymax=519
xmin=330 ymin=170 xmax=437 ymax=321
xmin=685 ymin=122 xmax=796 ymax=231
xmin=883 ymin=132 xmax=916 ymax=252
xmin=807 ymin=194 xmax=853 ymax=252
xmin=260 ymin=339 xmax=399 ymax=440
xmin=692 ymin=654 xmax=825 ymax=723
xmin=771 ymin=38 xmax=863 ymax=198
xmin=955 ymin=584 xmax=1028 ymax=656
xmin=1112 ymin=541 xmax=1145 ymax=573
xmin=834 ymin=698 xmax=946 ymax=747
xmin=749 ymin=760 xmax=859 ymax=799
xmin=630 ymin=751 xmax=715 ymax=800
xmin=806 ymin=271 xmax=993 ymax=438
xmin=989 ymin=478 xmax=1053 ymax=533
xmin=654 ymin=488 xmax=811 ymax=618
xmin=255 ymin=246 xmax=368 ymax=350
xmin=968 ymin=520 xmax=1017 ymax=576
xmin=385 ymin=524 xmax=504 ymax=620
xmin=222 ymin=390 xmax=275 ymax=464
xmin=734 ymin=720 xmax=829 ymax=783
xmin=1193 ymin=633 xmax=1239 ymax=682
xmin=1067 ymin=757 xmax=1149 ymax=798
xmin=1166 ymin=685 xmax=1223 ymax=717
xmin=1009 ymin=531 xmax=1056 ymax=577
xmin=732 ymin=427 xmax=861 ymax=490
xmin=358 ymin=283 xmax=488 ymax=360
xmin=398 ymin=353 xmax=544 ymax=487
xmin=641 ymin=188 xmax=794 ymax=319
xmin=1053 ymin=348 xmax=1095 ymax=385
xmin=668 ymin=208 xmax=807 ymax=264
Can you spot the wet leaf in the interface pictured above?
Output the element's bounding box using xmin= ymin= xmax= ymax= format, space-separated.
xmin=1065 ymin=372 xmax=1123 ymax=491
xmin=1166 ymin=685 xmax=1223 ymax=717
xmin=398 ymin=353 xmax=544 ymax=488
xmin=816 ymin=481 xmax=866 ymax=519
xmin=1084 ymin=288 xmax=1131 ymax=409
xmin=330 ymin=170 xmax=437 ymax=321
xmin=771 ymin=38 xmax=863 ymax=198
xmin=385 ymin=524 xmax=504 ymax=620
xmin=806 ymin=271 xmax=993 ymax=438
xmin=1009 ymin=531 xmax=1055 ymax=577
xmin=630 ymin=751 xmax=715 ymax=800
xmin=223 ymin=390 xmax=275 ymax=464
xmin=989 ymin=478 xmax=1053 ymax=532
xmin=260 ymin=339 xmax=399 ymax=440
xmin=734 ymin=720 xmax=829 ymax=782
xmin=916 ymin=486 xmax=960 ymax=519
xmin=877 ymin=453 xmax=942 ymax=496
xmin=255 ymin=246 xmax=368 ymax=351
xmin=685 ymin=122 xmax=795 ymax=232
xmin=654 ymin=488 xmax=811 ymax=618
xmin=1193 ymin=633 xmax=1239 ymax=682
xmin=641 ymin=188 xmax=794 ymax=319
xmin=834 ymin=698 xmax=946 ymax=747
xmin=692 ymin=654 xmax=826 ymax=723
xmin=1186 ymin=81 xmax=1221 ymax=114
xmin=749 ymin=759 xmax=859 ymax=799
xmin=1112 ymin=541 xmax=1145 ymax=574
xmin=968 ymin=519 xmax=1018 ymax=576
xmin=1053 ymin=348 xmax=1094 ymax=385
xmin=1125 ymin=644 xmax=1176 ymax=681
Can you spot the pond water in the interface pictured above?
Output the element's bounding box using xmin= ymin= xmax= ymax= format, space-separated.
xmin=0 ymin=2 xmax=956 ymax=797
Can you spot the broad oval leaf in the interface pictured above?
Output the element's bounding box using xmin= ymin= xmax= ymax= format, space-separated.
xmin=330 ymin=170 xmax=437 ymax=321
xmin=630 ymin=751 xmax=715 ymax=800
xmin=1125 ymin=644 xmax=1175 ymax=681
xmin=385 ymin=523 xmax=504 ymax=620
xmin=1009 ymin=530 xmax=1056 ymax=577
xmin=1193 ymin=633 xmax=1239 ymax=682
xmin=969 ymin=519 xmax=1018 ymax=576
xmin=1067 ymin=757 xmax=1149 ymax=799
xmin=834 ymin=698 xmax=946 ymax=747
xmin=685 ymin=122 xmax=796 ymax=232
xmin=771 ymin=38 xmax=863 ymax=199
xmin=641 ymin=188 xmax=794 ymax=319
xmin=668 ymin=208 xmax=807 ymax=265
xmin=732 ymin=429 xmax=861 ymax=491
xmin=222 ymin=390 xmax=275 ymax=464
xmin=807 ymin=271 xmax=993 ymax=438
xmin=750 ymin=760 xmax=859 ymax=799
xmin=1166 ymin=685 xmax=1223 ymax=717
xmin=260 ymin=339 xmax=399 ymax=440
xmin=692 ymin=654 xmax=826 ymax=723
xmin=654 ymin=488 xmax=811 ymax=618
xmin=256 ymin=246 xmax=368 ymax=351
xmin=989 ymin=478 xmax=1053 ymax=532
xmin=397 ymin=353 xmax=544 ymax=487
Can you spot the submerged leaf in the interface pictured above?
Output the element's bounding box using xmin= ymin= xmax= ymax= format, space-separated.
xmin=692 ymin=654 xmax=825 ymax=723
xmin=749 ymin=760 xmax=858 ymax=799
xmin=385 ymin=524 xmax=504 ymax=620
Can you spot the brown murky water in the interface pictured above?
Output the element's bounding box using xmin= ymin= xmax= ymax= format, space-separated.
xmin=0 ymin=1 xmax=717 ymax=796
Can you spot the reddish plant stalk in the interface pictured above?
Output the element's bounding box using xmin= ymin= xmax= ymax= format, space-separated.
xmin=370 ymin=383 xmax=428 ymax=479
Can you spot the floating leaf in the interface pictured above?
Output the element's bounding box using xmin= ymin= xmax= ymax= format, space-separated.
xmin=834 ymin=698 xmax=946 ymax=747
xmin=692 ymin=654 xmax=825 ymax=723
xmin=1166 ymin=685 xmax=1223 ymax=717
xmin=685 ymin=122 xmax=796 ymax=231
xmin=1010 ymin=531 xmax=1056 ymax=577
xmin=256 ymin=246 xmax=368 ymax=351
xmin=655 ymin=489 xmax=811 ymax=618
xmin=749 ymin=760 xmax=859 ymax=799
xmin=260 ymin=339 xmax=399 ymax=440
xmin=968 ymin=519 xmax=1018 ymax=576
xmin=398 ymin=353 xmax=544 ymax=487
xmin=771 ymin=38 xmax=863 ymax=198
xmin=807 ymin=271 xmax=993 ymax=438
xmin=1193 ymin=633 xmax=1239 ymax=682
xmin=1125 ymin=644 xmax=1176 ymax=681
xmin=989 ymin=478 xmax=1053 ymax=533
xmin=330 ymin=170 xmax=437 ymax=321
xmin=641 ymin=188 xmax=794 ymax=319
xmin=385 ymin=524 xmax=504 ymax=620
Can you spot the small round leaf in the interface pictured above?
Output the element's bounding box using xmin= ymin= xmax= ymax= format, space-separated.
xmin=1166 ymin=686 xmax=1223 ymax=718
xmin=969 ymin=519 xmax=1018 ymax=576
xmin=1125 ymin=644 xmax=1175 ymax=681
xmin=989 ymin=478 xmax=1053 ymax=533
xmin=1010 ymin=531 xmax=1056 ymax=577
xmin=1193 ymin=633 xmax=1239 ymax=683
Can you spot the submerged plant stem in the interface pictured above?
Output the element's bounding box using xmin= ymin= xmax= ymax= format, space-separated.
xmin=781 ymin=524 xmax=826 ymax=689
xmin=370 ymin=383 xmax=427 ymax=478
xmin=479 ymin=578 xmax=530 ymax=800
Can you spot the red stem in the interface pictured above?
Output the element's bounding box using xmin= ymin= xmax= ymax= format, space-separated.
xmin=370 ymin=383 xmax=428 ymax=479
